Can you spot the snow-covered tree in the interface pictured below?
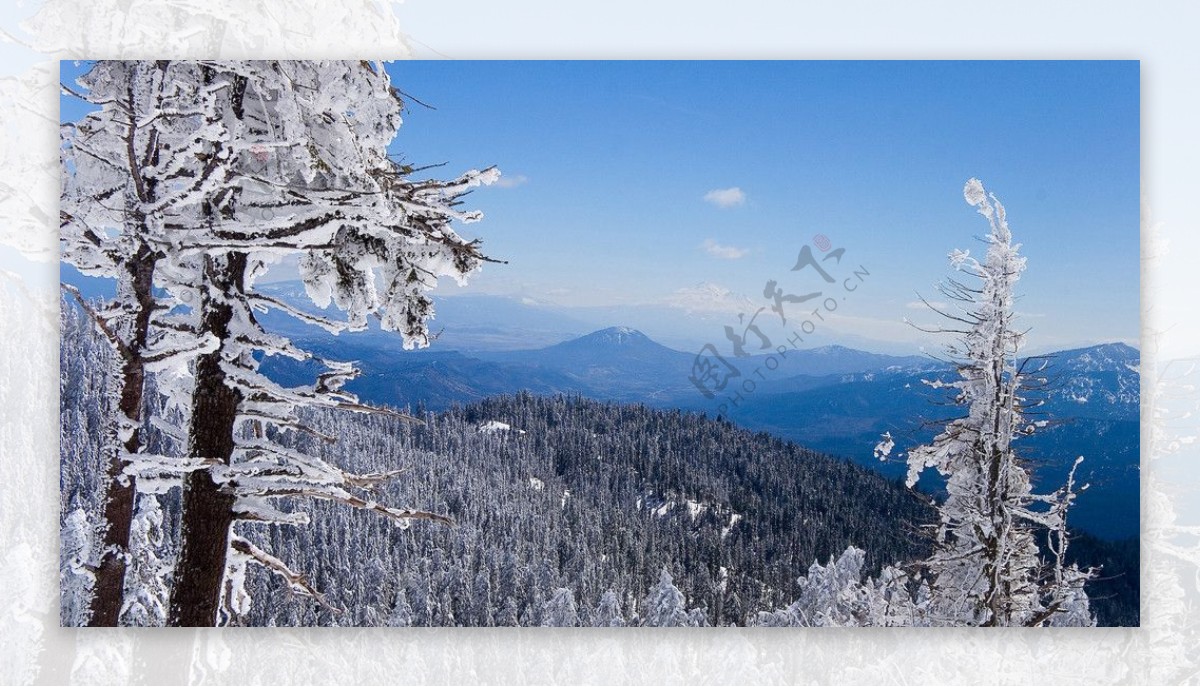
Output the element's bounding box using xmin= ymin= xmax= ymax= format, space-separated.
xmin=496 ymin=596 xmax=521 ymax=627
xmin=61 ymin=60 xmax=501 ymax=627
xmin=894 ymin=178 xmax=1094 ymax=626
xmin=119 ymin=493 xmax=172 ymax=626
xmin=541 ymin=587 xmax=580 ymax=627
xmin=761 ymin=180 xmax=1098 ymax=629
xmin=60 ymin=60 xmax=260 ymax=625
xmin=471 ymin=571 xmax=495 ymax=627
xmin=641 ymin=568 xmax=699 ymax=627
xmin=756 ymin=547 xmax=917 ymax=627
xmin=592 ymin=590 xmax=626 ymax=627
xmin=59 ymin=507 xmax=96 ymax=627
xmin=388 ymin=589 xmax=414 ymax=627
xmin=161 ymin=62 xmax=498 ymax=627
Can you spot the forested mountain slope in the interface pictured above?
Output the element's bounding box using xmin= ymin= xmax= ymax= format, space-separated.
xmin=241 ymin=393 xmax=935 ymax=626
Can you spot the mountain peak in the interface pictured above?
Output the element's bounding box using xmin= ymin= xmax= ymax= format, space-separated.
xmin=1035 ymin=342 xmax=1140 ymax=374
xmin=810 ymin=344 xmax=853 ymax=355
xmin=585 ymin=326 xmax=650 ymax=345
xmin=1093 ymin=342 xmax=1139 ymax=355
xmin=538 ymin=326 xmax=678 ymax=362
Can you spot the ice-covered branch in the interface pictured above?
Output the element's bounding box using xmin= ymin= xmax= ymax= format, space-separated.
xmin=229 ymin=482 xmax=452 ymax=527
xmin=60 ymin=283 xmax=133 ymax=362
xmin=229 ymin=537 xmax=341 ymax=614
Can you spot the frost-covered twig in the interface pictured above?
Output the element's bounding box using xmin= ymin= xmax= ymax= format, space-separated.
xmin=229 ymin=537 xmax=341 ymax=614
xmin=60 ymin=283 xmax=132 ymax=362
xmin=230 ymin=485 xmax=452 ymax=527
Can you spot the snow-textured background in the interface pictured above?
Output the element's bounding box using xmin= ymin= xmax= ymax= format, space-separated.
xmin=2 ymin=0 xmax=1197 ymax=683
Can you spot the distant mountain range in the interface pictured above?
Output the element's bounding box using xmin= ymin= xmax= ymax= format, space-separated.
xmin=264 ymin=322 xmax=942 ymax=411
xmin=704 ymin=342 xmax=1140 ymax=540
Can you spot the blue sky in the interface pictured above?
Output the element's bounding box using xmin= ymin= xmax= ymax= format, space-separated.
xmin=60 ymin=60 xmax=1140 ymax=354
xmin=381 ymin=61 xmax=1139 ymax=352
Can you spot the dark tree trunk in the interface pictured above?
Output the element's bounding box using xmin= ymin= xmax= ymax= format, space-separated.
xmin=89 ymin=70 xmax=168 ymax=624
xmin=88 ymin=243 xmax=157 ymax=626
xmin=167 ymin=254 xmax=246 ymax=627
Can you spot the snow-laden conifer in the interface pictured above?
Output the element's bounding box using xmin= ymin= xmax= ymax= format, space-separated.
xmin=60 ymin=60 xmax=499 ymax=626
xmin=541 ymin=587 xmax=581 ymax=627
xmin=765 ymin=179 xmax=1096 ymax=628
xmin=900 ymin=178 xmax=1095 ymax=626
xmin=755 ymin=547 xmax=916 ymax=627
xmin=641 ymin=568 xmax=699 ymax=627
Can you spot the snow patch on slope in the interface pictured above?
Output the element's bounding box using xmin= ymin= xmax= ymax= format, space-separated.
xmin=479 ymin=420 xmax=526 ymax=434
xmin=637 ymin=491 xmax=742 ymax=537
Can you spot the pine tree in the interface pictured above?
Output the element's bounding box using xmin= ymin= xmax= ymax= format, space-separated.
xmin=761 ymin=179 xmax=1098 ymax=629
xmin=496 ymin=596 xmax=520 ymax=627
xmin=388 ymin=589 xmax=413 ymax=627
xmin=592 ymin=590 xmax=625 ymax=627
xmin=541 ymin=587 xmax=580 ymax=627
xmin=62 ymin=60 xmax=500 ymax=626
xmin=755 ymin=547 xmax=916 ymax=627
xmin=641 ymin=568 xmax=693 ymax=627
xmin=119 ymin=493 xmax=172 ymax=626
xmin=60 ymin=60 xmax=250 ymax=625
xmin=164 ymin=61 xmax=498 ymax=626
xmin=59 ymin=507 xmax=96 ymax=626
xmin=898 ymin=178 xmax=1094 ymax=626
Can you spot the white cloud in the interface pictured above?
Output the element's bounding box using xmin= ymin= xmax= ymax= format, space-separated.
xmin=662 ymin=282 xmax=758 ymax=315
xmin=493 ymin=173 xmax=529 ymax=188
xmin=702 ymin=186 xmax=746 ymax=208
xmin=700 ymin=238 xmax=749 ymax=260
xmin=905 ymin=300 xmax=950 ymax=311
